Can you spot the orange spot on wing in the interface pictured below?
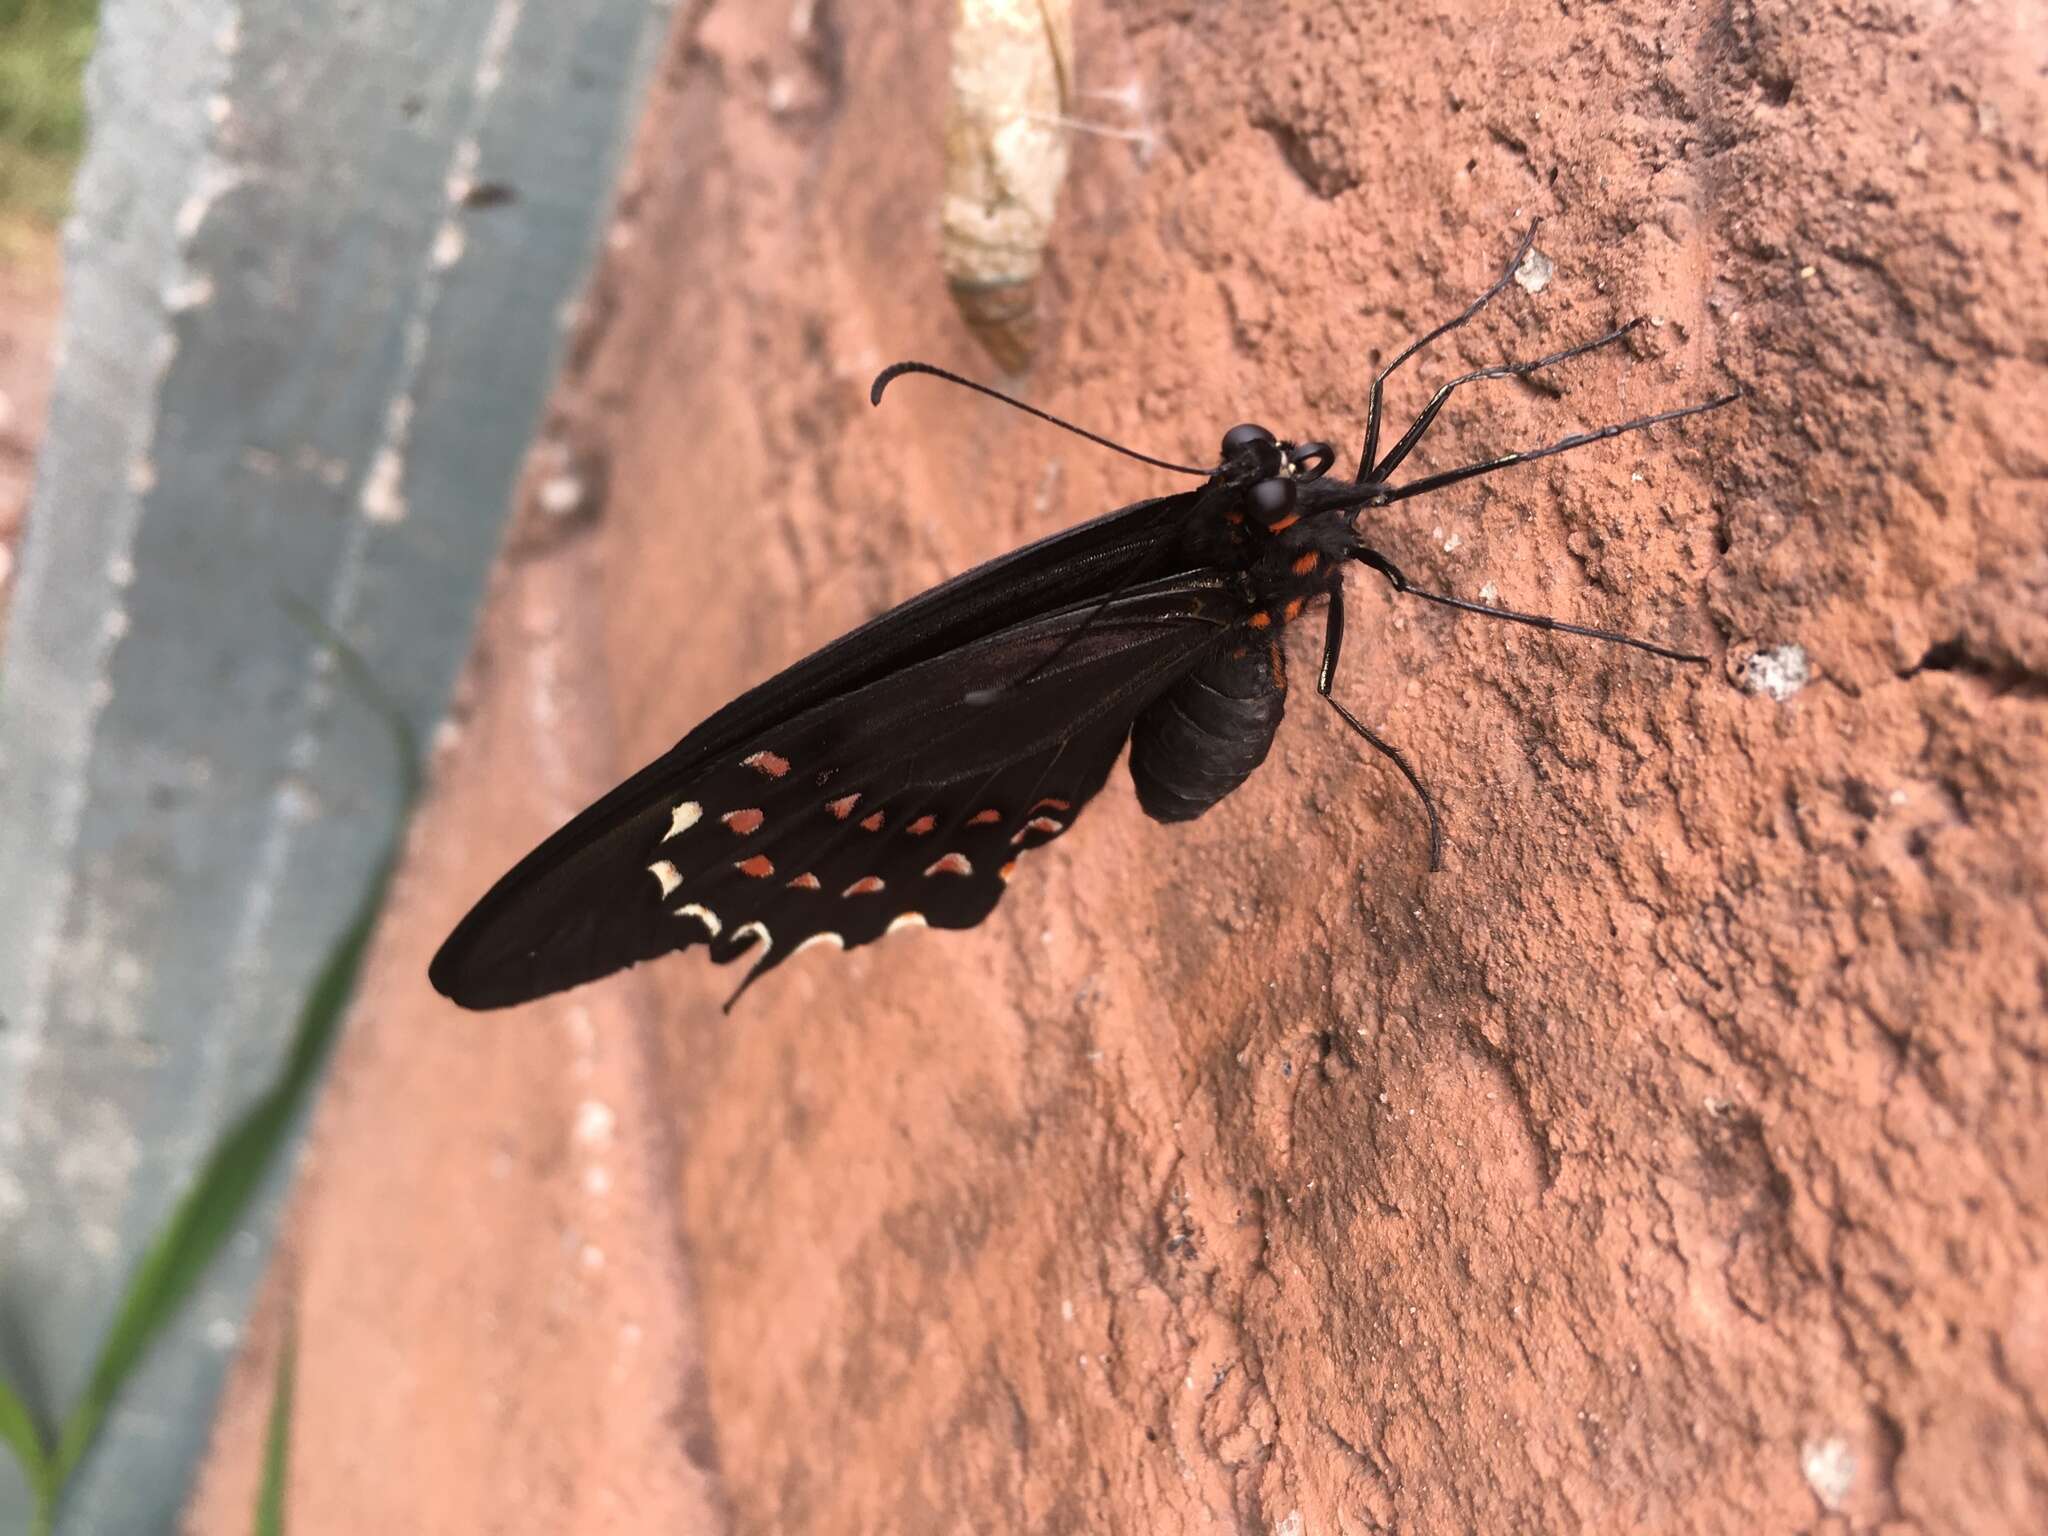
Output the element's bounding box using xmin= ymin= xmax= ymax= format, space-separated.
xmin=860 ymin=810 xmax=886 ymax=832
xmin=1265 ymin=513 xmax=1301 ymax=533
xmin=788 ymin=872 xmax=821 ymax=890
xmin=722 ymin=808 xmax=765 ymax=835
xmin=1291 ymin=551 xmax=1320 ymax=575
xmin=743 ymin=751 xmax=790 ymax=778
xmin=735 ymin=854 xmax=775 ymax=879
xmin=826 ymin=793 xmax=861 ymax=820
xmin=924 ymin=852 xmax=973 ymax=877
xmin=1269 ymin=639 xmax=1287 ymax=691
xmin=842 ymin=876 xmax=885 ymax=897
xmin=967 ymin=809 xmax=1002 ymax=826
xmin=1247 ymin=611 xmax=1272 ymax=630
xmin=1031 ymin=798 xmax=1072 ymax=813
xmin=1282 ymin=596 xmax=1307 ymax=622
xmin=906 ymin=814 xmax=938 ymax=835
xmin=999 ymin=860 xmax=1019 ymax=882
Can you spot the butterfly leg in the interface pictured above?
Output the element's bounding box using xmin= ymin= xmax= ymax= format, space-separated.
xmin=1351 ymin=545 xmax=1708 ymax=664
xmin=1318 ymin=585 xmax=1445 ymax=871
xmin=1358 ymin=224 xmax=1538 ymax=481
xmin=1367 ymin=392 xmax=1742 ymax=512
xmin=1366 ymin=321 xmax=1643 ymax=484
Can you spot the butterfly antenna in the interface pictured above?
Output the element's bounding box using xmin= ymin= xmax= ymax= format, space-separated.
xmin=872 ymin=361 xmax=1210 ymax=476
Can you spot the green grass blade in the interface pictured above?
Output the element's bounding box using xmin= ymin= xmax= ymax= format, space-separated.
xmin=251 ymin=1323 xmax=295 ymax=1536
xmin=47 ymin=607 xmax=419 ymax=1500
xmin=0 ymin=1374 xmax=54 ymax=1527
xmin=49 ymin=888 xmax=388 ymax=1485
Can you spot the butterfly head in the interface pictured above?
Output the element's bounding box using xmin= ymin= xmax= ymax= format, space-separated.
xmin=1218 ymin=423 xmax=1338 ymax=527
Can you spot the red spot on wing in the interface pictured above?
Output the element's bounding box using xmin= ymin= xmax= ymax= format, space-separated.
xmin=1012 ymin=817 xmax=1064 ymax=845
xmin=1031 ymin=798 xmax=1072 ymax=813
xmin=735 ymin=854 xmax=775 ymax=879
xmin=967 ymin=809 xmax=1002 ymax=826
xmin=788 ymin=872 xmax=821 ymax=890
xmin=826 ymin=793 xmax=861 ymax=820
xmin=842 ymin=876 xmax=885 ymax=897
xmin=722 ymin=808 xmax=765 ymax=835
xmin=860 ymin=810 xmax=886 ymax=832
xmin=905 ymin=814 xmax=938 ymax=836
xmin=924 ymin=852 xmax=973 ymax=877
xmin=743 ymin=751 xmax=790 ymax=779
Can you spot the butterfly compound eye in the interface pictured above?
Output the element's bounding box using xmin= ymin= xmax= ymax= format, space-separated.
xmin=1247 ymin=477 xmax=1297 ymax=523
xmin=1221 ymin=422 xmax=1276 ymax=460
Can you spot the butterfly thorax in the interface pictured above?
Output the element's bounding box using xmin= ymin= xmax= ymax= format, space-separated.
xmin=1129 ymin=425 xmax=1362 ymax=824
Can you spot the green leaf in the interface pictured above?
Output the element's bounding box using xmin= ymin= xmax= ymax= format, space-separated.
xmin=44 ymin=605 xmax=419 ymax=1507
xmin=251 ymin=1323 xmax=296 ymax=1536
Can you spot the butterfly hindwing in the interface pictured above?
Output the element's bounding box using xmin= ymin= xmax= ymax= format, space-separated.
xmin=431 ymin=575 xmax=1232 ymax=1007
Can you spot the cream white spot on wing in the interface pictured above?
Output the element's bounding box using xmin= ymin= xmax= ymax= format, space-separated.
xmin=676 ymin=903 xmax=722 ymax=937
xmin=888 ymin=911 xmax=928 ymax=934
xmin=793 ymin=932 xmax=846 ymax=958
xmin=647 ymin=859 xmax=682 ymax=898
xmin=732 ymin=920 xmax=772 ymax=956
xmin=924 ymin=852 xmax=973 ymax=878
xmin=664 ymin=801 xmax=703 ymax=841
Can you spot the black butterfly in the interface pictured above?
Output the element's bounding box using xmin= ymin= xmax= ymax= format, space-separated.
xmin=431 ymin=230 xmax=1738 ymax=1010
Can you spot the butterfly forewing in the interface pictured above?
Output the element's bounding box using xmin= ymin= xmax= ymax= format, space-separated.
xmin=430 ymin=576 xmax=1230 ymax=1008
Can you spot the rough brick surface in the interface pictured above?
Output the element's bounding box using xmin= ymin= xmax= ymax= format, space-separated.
xmin=195 ymin=1 xmax=2045 ymax=1531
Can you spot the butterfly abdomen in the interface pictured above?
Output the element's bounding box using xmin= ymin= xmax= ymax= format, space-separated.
xmin=1129 ymin=637 xmax=1286 ymax=823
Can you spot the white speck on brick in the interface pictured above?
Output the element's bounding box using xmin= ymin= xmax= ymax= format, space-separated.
xmin=1514 ymin=247 xmax=1554 ymax=293
xmin=1801 ymin=1436 xmax=1854 ymax=1511
xmin=1744 ymin=644 xmax=1810 ymax=701
xmin=574 ymin=1099 xmax=616 ymax=1146
xmin=539 ymin=473 xmax=585 ymax=515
